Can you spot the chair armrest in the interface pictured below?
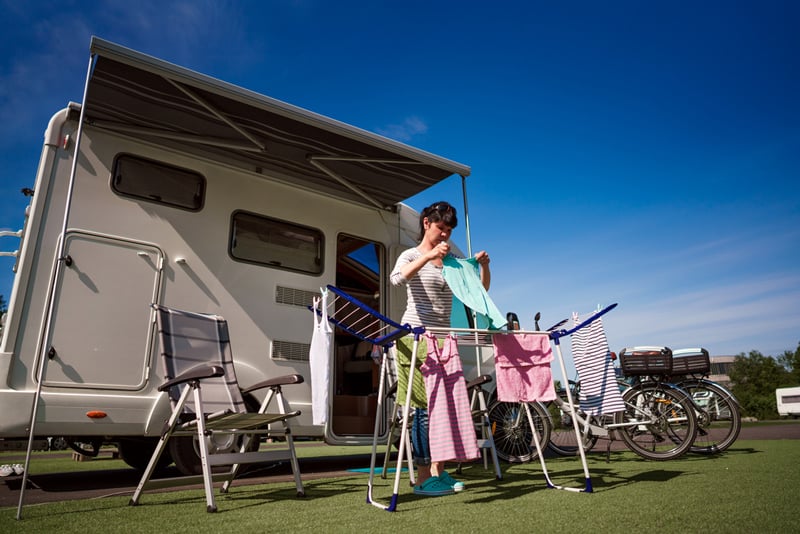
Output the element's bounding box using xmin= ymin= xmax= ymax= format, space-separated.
xmin=158 ymin=365 xmax=225 ymax=392
xmin=241 ymin=374 xmax=304 ymax=394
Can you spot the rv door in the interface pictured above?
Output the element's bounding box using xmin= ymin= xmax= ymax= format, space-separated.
xmin=42 ymin=231 xmax=162 ymax=389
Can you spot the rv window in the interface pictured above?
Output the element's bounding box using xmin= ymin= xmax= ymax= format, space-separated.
xmin=111 ymin=154 xmax=205 ymax=211
xmin=230 ymin=211 xmax=324 ymax=274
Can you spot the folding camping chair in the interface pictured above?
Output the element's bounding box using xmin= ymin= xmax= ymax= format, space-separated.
xmin=130 ymin=304 xmax=305 ymax=513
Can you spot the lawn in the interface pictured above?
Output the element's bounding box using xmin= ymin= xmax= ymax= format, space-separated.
xmin=2 ymin=439 xmax=799 ymax=533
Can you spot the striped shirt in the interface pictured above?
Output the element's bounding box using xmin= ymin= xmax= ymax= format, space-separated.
xmin=571 ymin=314 xmax=625 ymax=415
xmin=390 ymin=247 xmax=453 ymax=328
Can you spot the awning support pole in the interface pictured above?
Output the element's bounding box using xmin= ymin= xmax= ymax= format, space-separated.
xmin=460 ymin=174 xmax=483 ymax=375
xmin=16 ymin=52 xmax=96 ymax=522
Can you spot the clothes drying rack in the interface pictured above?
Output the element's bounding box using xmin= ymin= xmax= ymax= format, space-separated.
xmin=310 ymin=284 xmax=617 ymax=510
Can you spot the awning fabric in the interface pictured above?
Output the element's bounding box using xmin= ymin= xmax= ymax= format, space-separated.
xmin=84 ymin=37 xmax=470 ymax=210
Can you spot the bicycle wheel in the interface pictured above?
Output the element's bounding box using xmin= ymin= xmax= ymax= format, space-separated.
xmin=615 ymin=383 xmax=697 ymax=460
xmin=546 ymin=389 xmax=598 ymax=456
xmin=678 ymin=379 xmax=742 ymax=454
xmin=487 ymin=400 xmax=551 ymax=463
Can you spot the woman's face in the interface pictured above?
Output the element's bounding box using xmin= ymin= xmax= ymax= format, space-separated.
xmin=423 ymin=218 xmax=453 ymax=245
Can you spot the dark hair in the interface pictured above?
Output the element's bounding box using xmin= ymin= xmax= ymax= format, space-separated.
xmin=418 ymin=201 xmax=458 ymax=240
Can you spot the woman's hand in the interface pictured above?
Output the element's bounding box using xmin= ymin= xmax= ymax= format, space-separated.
xmin=474 ymin=250 xmax=491 ymax=290
xmin=474 ymin=250 xmax=490 ymax=266
xmin=427 ymin=241 xmax=450 ymax=261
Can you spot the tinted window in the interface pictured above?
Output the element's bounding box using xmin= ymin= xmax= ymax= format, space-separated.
xmin=230 ymin=211 xmax=323 ymax=274
xmin=112 ymin=154 xmax=205 ymax=210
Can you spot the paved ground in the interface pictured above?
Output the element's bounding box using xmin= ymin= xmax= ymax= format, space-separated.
xmin=2 ymin=422 xmax=799 ymax=508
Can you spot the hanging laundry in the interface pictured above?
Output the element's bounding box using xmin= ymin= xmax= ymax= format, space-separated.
xmin=492 ymin=333 xmax=557 ymax=402
xmin=394 ymin=336 xmax=431 ymax=409
xmin=421 ymin=332 xmax=479 ymax=463
xmin=570 ymin=312 xmax=625 ymax=416
xmin=309 ymin=288 xmax=332 ymax=425
xmin=441 ymin=255 xmax=506 ymax=329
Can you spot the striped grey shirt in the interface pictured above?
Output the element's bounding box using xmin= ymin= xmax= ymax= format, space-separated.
xmin=390 ymin=247 xmax=453 ymax=328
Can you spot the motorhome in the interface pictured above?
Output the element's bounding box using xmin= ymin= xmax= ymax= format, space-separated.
xmin=776 ymin=386 xmax=800 ymax=418
xmin=0 ymin=38 xmax=494 ymax=473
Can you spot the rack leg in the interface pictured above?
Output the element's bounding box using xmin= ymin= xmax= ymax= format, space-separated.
xmin=551 ymin=341 xmax=593 ymax=492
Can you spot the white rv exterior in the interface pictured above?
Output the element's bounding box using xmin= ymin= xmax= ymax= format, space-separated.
xmin=0 ymin=38 xmax=493 ymax=470
xmin=776 ymin=386 xmax=800 ymax=418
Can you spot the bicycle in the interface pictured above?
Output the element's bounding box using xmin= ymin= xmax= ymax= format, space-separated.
xmin=489 ymin=330 xmax=699 ymax=462
xmin=664 ymin=348 xmax=742 ymax=454
xmin=549 ymin=344 xmax=743 ymax=458
xmin=546 ymin=359 xmax=700 ymax=461
xmin=486 ymin=398 xmax=552 ymax=463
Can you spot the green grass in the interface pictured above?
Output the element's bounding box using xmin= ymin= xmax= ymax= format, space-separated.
xmin=3 ymin=440 xmax=800 ymax=533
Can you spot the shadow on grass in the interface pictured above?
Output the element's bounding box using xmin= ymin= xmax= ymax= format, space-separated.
xmin=123 ymin=476 xmax=367 ymax=514
xmin=398 ymin=451 xmax=717 ymax=503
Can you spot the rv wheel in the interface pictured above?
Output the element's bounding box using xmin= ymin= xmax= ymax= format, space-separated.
xmin=118 ymin=437 xmax=173 ymax=473
xmin=169 ymin=393 xmax=265 ymax=475
xmin=168 ymin=436 xmax=204 ymax=475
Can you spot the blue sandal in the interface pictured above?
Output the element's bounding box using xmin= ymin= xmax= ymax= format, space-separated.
xmin=438 ymin=471 xmax=465 ymax=492
xmin=413 ymin=476 xmax=455 ymax=496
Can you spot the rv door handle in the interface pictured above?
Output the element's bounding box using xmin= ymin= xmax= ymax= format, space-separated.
xmin=48 ymin=347 xmax=57 ymax=360
xmin=61 ymin=255 xmax=73 ymax=267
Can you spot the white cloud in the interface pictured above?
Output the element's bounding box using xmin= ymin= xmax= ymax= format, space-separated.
xmin=375 ymin=116 xmax=428 ymax=142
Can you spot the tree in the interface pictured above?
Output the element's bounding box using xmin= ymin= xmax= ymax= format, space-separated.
xmin=729 ymin=350 xmax=790 ymax=420
xmin=777 ymin=342 xmax=800 ymax=387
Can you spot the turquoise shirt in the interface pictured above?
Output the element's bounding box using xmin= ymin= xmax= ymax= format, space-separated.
xmin=441 ymin=256 xmax=506 ymax=329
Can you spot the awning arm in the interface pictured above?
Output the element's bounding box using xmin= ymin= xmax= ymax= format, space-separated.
xmin=308 ymin=158 xmax=386 ymax=210
xmin=164 ymin=77 xmax=267 ymax=152
xmin=308 ymin=156 xmax=448 ymax=211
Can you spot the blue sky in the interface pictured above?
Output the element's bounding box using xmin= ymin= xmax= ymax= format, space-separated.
xmin=1 ymin=1 xmax=798 ymax=372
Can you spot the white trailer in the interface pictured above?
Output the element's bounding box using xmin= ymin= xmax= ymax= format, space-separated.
xmin=0 ymin=38 xmax=492 ymax=472
xmin=776 ymin=386 xmax=800 ymax=418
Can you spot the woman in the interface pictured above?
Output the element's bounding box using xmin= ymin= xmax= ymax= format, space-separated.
xmin=390 ymin=201 xmax=491 ymax=496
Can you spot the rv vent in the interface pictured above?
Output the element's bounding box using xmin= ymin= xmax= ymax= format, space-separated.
xmin=276 ymin=286 xmax=317 ymax=308
xmin=272 ymin=340 xmax=310 ymax=362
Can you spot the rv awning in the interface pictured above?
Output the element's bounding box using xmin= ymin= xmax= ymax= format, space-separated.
xmin=82 ymin=37 xmax=470 ymax=211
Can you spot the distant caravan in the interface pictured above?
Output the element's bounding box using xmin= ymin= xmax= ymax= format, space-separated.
xmin=776 ymin=387 xmax=800 ymax=418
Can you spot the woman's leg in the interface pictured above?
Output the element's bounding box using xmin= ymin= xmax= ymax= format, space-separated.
xmin=411 ymin=407 xmax=432 ymax=484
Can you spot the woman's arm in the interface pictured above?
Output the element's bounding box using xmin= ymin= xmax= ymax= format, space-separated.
xmin=474 ymin=250 xmax=491 ymax=290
